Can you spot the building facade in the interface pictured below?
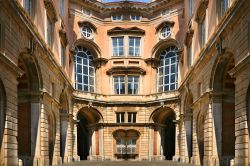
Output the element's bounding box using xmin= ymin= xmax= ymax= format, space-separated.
xmin=0 ymin=0 xmax=250 ymax=166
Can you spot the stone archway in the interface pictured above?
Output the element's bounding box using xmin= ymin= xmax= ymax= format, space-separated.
xmin=77 ymin=107 xmax=102 ymax=160
xmin=150 ymin=107 xmax=176 ymax=160
xmin=0 ymin=79 xmax=6 ymax=165
xmin=17 ymin=54 xmax=42 ymax=165
xmin=211 ymin=54 xmax=235 ymax=165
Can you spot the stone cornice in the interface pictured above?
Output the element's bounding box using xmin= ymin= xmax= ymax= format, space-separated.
xmin=178 ymin=0 xmax=244 ymax=92
xmin=106 ymin=66 xmax=146 ymax=75
xmin=71 ymin=0 xmax=182 ymax=13
xmin=8 ymin=1 xmax=74 ymax=92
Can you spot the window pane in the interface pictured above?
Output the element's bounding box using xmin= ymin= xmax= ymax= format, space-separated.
xmin=75 ymin=46 xmax=95 ymax=92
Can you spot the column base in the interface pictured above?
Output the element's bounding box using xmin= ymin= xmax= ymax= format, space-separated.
xmin=180 ymin=156 xmax=190 ymax=163
xmin=173 ymin=155 xmax=180 ymax=162
xmin=73 ymin=155 xmax=80 ymax=162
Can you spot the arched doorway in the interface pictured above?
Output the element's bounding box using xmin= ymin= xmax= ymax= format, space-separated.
xmin=151 ymin=107 xmax=176 ymax=160
xmin=184 ymin=93 xmax=193 ymax=162
xmin=0 ymin=79 xmax=6 ymax=165
xmin=17 ymin=55 xmax=41 ymax=165
xmin=113 ymin=130 xmax=140 ymax=160
xmin=212 ymin=54 xmax=235 ymax=165
xmin=197 ymin=112 xmax=205 ymax=165
xmin=77 ymin=107 xmax=102 ymax=160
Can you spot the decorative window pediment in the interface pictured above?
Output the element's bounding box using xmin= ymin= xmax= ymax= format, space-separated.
xmin=78 ymin=21 xmax=97 ymax=32
xmin=106 ymin=66 xmax=146 ymax=75
xmin=107 ymin=27 xmax=145 ymax=35
xmin=156 ymin=21 xmax=175 ymax=32
xmin=44 ymin=0 xmax=58 ymax=22
xmin=195 ymin=0 xmax=208 ymax=23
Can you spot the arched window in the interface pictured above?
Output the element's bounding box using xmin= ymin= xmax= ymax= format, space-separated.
xmin=75 ymin=46 xmax=95 ymax=92
xmin=158 ymin=46 xmax=178 ymax=92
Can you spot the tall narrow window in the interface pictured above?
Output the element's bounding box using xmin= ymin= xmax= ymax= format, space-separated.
xmin=220 ymin=0 xmax=229 ymax=16
xmin=24 ymin=0 xmax=32 ymax=16
xmin=60 ymin=0 xmax=65 ymax=19
xmin=116 ymin=112 xmax=125 ymax=123
xmin=200 ymin=18 xmax=206 ymax=48
xmin=187 ymin=44 xmax=193 ymax=68
xmin=114 ymin=76 xmax=125 ymax=94
xmin=61 ymin=43 xmax=66 ymax=68
xmin=128 ymin=112 xmax=136 ymax=123
xmin=129 ymin=37 xmax=141 ymax=57
xmin=47 ymin=16 xmax=54 ymax=48
xmin=112 ymin=37 xmax=124 ymax=56
xmin=128 ymin=76 xmax=139 ymax=94
xmin=75 ymin=46 xmax=95 ymax=92
xmin=189 ymin=0 xmax=193 ymax=17
xmin=158 ymin=46 xmax=178 ymax=92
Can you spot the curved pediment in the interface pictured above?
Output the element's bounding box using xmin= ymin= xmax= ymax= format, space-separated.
xmin=155 ymin=21 xmax=175 ymax=32
xmin=106 ymin=66 xmax=146 ymax=75
xmin=71 ymin=38 xmax=101 ymax=59
xmin=107 ymin=27 xmax=145 ymax=35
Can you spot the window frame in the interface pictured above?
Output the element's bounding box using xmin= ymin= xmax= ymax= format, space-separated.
xmin=128 ymin=36 xmax=141 ymax=57
xmin=112 ymin=36 xmax=125 ymax=57
xmin=23 ymin=0 xmax=32 ymax=16
xmin=75 ymin=46 xmax=95 ymax=92
xmin=219 ymin=0 xmax=229 ymax=17
xmin=128 ymin=112 xmax=137 ymax=123
xmin=160 ymin=26 xmax=172 ymax=39
xmin=158 ymin=46 xmax=178 ymax=92
xmin=187 ymin=43 xmax=193 ymax=68
xmin=111 ymin=15 xmax=123 ymax=21
xmin=130 ymin=15 xmax=141 ymax=21
xmin=60 ymin=42 xmax=66 ymax=68
xmin=81 ymin=26 xmax=93 ymax=39
xmin=188 ymin=0 xmax=193 ymax=18
xmin=46 ymin=15 xmax=54 ymax=48
xmin=116 ymin=112 xmax=125 ymax=123
xmin=113 ymin=75 xmax=140 ymax=95
xmin=60 ymin=0 xmax=65 ymax=20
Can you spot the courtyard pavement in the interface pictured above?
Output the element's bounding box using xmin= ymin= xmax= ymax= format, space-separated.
xmin=60 ymin=161 xmax=196 ymax=166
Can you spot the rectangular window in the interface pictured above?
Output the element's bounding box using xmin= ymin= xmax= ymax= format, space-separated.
xmin=128 ymin=112 xmax=136 ymax=123
xmin=114 ymin=76 xmax=125 ymax=94
xmin=128 ymin=76 xmax=139 ymax=94
xmin=129 ymin=37 xmax=141 ymax=57
xmin=60 ymin=0 xmax=65 ymax=19
xmin=51 ymin=82 xmax=55 ymax=97
xmin=197 ymin=82 xmax=202 ymax=97
xmin=189 ymin=0 xmax=193 ymax=17
xmin=112 ymin=37 xmax=124 ymax=56
xmin=112 ymin=15 xmax=122 ymax=21
xmin=47 ymin=16 xmax=54 ymax=48
xmin=131 ymin=15 xmax=141 ymax=21
xmin=116 ymin=112 xmax=125 ymax=123
xmin=220 ymin=0 xmax=229 ymax=16
xmin=24 ymin=0 xmax=32 ymax=15
xmin=61 ymin=43 xmax=66 ymax=68
xmin=200 ymin=19 xmax=206 ymax=48
xmin=116 ymin=139 xmax=126 ymax=154
xmin=187 ymin=44 xmax=192 ymax=68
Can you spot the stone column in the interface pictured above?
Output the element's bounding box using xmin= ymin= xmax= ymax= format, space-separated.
xmin=191 ymin=112 xmax=199 ymax=165
xmin=30 ymin=101 xmax=41 ymax=166
xmin=183 ymin=113 xmax=192 ymax=163
xmin=211 ymin=95 xmax=223 ymax=166
xmin=173 ymin=122 xmax=180 ymax=162
xmin=72 ymin=111 xmax=80 ymax=161
xmin=60 ymin=112 xmax=69 ymax=163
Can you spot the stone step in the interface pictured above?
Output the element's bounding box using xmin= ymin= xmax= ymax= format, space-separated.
xmin=60 ymin=161 xmax=197 ymax=166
